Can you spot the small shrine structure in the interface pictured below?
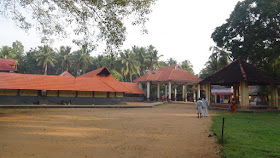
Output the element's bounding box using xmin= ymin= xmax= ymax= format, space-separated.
xmin=199 ymin=59 xmax=280 ymax=109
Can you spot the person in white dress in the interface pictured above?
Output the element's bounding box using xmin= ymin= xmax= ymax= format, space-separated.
xmin=202 ymin=98 xmax=209 ymax=117
xmin=196 ymin=98 xmax=203 ymax=118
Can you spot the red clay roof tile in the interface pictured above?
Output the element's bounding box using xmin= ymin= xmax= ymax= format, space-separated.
xmin=0 ymin=58 xmax=17 ymax=72
xmin=0 ymin=66 xmax=145 ymax=94
xmin=121 ymin=82 xmax=145 ymax=94
xmin=134 ymin=65 xmax=201 ymax=83
xmin=59 ymin=71 xmax=74 ymax=77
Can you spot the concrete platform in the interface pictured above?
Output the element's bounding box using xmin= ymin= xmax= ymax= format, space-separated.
xmin=0 ymin=102 xmax=163 ymax=108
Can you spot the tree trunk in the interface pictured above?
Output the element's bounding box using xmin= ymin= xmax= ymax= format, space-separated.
xmin=66 ymin=63 xmax=68 ymax=72
xmin=150 ymin=58 xmax=154 ymax=71
xmin=44 ymin=64 xmax=48 ymax=75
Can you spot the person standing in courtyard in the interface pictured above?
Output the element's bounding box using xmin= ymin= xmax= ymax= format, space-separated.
xmin=196 ymin=98 xmax=203 ymax=118
xmin=202 ymin=98 xmax=206 ymax=117
xmin=202 ymin=97 xmax=209 ymax=117
xmin=231 ymin=98 xmax=237 ymax=113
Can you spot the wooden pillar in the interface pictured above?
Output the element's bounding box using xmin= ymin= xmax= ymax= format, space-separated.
xmin=193 ymin=84 xmax=196 ymax=102
xmin=184 ymin=84 xmax=188 ymax=102
xmin=138 ymin=82 xmax=143 ymax=90
xmin=174 ymin=84 xmax=177 ymax=101
xmin=165 ymin=84 xmax=168 ymax=101
xmin=168 ymin=81 xmax=172 ymax=101
xmin=233 ymin=84 xmax=239 ymax=104
xmin=157 ymin=82 xmax=160 ymax=101
xmin=215 ymin=94 xmax=217 ymax=103
xmin=240 ymin=81 xmax=249 ymax=109
xmin=147 ymin=81 xmax=151 ymax=101
xmin=270 ymin=84 xmax=278 ymax=107
xmin=182 ymin=84 xmax=185 ymax=101
xmin=205 ymin=83 xmax=211 ymax=104
xmin=197 ymin=84 xmax=201 ymax=99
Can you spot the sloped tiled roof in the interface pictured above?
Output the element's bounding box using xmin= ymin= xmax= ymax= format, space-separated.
xmin=59 ymin=71 xmax=74 ymax=77
xmin=134 ymin=65 xmax=201 ymax=83
xmin=0 ymin=58 xmax=17 ymax=72
xmin=78 ymin=67 xmax=111 ymax=78
xmin=199 ymin=59 xmax=280 ymax=85
xmin=0 ymin=68 xmax=142 ymax=94
xmin=121 ymin=82 xmax=145 ymax=94
xmin=78 ymin=67 xmax=131 ymax=93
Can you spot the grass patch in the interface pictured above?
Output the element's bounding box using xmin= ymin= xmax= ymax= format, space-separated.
xmin=212 ymin=111 xmax=280 ymax=158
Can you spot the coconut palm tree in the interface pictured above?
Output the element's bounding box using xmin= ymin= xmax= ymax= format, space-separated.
xmin=133 ymin=45 xmax=147 ymax=75
xmin=146 ymin=45 xmax=163 ymax=71
xmin=166 ymin=57 xmax=177 ymax=66
xmin=120 ymin=50 xmax=140 ymax=82
xmin=60 ymin=46 xmax=72 ymax=72
xmin=75 ymin=44 xmax=91 ymax=75
xmin=36 ymin=45 xmax=56 ymax=75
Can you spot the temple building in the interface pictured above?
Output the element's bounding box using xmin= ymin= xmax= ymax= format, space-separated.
xmin=134 ymin=65 xmax=202 ymax=101
xmin=0 ymin=58 xmax=17 ymax=72
xmin=0 ymin=67 xmax=145 ymax=105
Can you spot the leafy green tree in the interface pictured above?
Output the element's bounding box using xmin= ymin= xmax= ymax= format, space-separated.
xmin=36 ymin=45 xmax=56 ymax=75
xmin=1 ymin=0 xmax=156 ymax=51
xmin=181 ymin=60 xmax=194 ymax=74
xmin=23 ymin=48 xmax=41 ymax=74
xmin=111 ymin=70 xmax=123 ymax=81
xmin=211 ymin=0 xmax=280 ymax=75
xmin=0 ymin=46 xmax=15 ymax=59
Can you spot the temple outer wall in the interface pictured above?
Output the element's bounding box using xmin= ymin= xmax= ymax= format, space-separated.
xmin=0 ymin=96 xmax=126 ymax=105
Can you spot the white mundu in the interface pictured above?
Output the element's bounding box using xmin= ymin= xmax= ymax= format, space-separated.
xmin=202 ymin=98 xmax=209 ymax=117
xmin=196 ymin=100 xmax=203 ymax=114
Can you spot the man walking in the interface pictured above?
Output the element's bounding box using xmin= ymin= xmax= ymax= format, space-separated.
xmin=196 ymin=98 xmax=203 ymax=118
xmin=202 ymin=98 xmax=209 ymax=117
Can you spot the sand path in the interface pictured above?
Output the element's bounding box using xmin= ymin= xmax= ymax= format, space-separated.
xmin=0 ymin=103 xmax=219 ymax=158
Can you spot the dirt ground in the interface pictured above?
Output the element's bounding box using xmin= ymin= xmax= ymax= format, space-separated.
xmin=0 ymin=103 xmax=219 ymax=158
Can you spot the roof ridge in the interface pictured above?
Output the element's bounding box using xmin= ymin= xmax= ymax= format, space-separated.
xmin=94 ymin=75 xmax=117 ymax=92
xmin=199 ymin=59 xmax=236 ymax=83
xmin=168 ymin=69 xmax=174 ymax=80
xmin=156 ymin=71 xmax=162 ymax=80
xmin=239 ymin=59 xmax=247 ymax=80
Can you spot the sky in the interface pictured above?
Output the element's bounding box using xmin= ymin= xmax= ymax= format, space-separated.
xmin=0 ymin=0 xmax=241 ymax=74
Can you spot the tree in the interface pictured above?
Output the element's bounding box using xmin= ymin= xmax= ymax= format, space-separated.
xmin=211 ymin=0 xmax=280 ymax=75
xmin=36 ymin=45 xmax=56 ymax=75
xmin=199 ymin=47 xmax=231 ymax=79
xmin=120 ymin=50 xmax=140 ymax=82
xmin=166 ymin=57 xmax=177 ymax=66
xmin=146 ymin=45 xmax=162 ymax=70
xmin=181 ymin=60 xmax=194 ymax=74
xmin=60 ymin=46 xmax=72 ymax=72
xmin=132 ymin=45 xmax=147 ymax=75
xmin=75 ymin=45 xmax=91 ymax=75
xmin=0 ymin=46 xmax=15 ymax=59
xmin=1 ymin=0 xmax=156 ymax=51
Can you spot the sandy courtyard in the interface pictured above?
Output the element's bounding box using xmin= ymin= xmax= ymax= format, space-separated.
xmin=0 ymin=103 xmax=219 ymax=158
